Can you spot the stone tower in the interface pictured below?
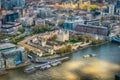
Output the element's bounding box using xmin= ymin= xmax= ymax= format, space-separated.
xmin=87 ymin=0 xmax=91 ymax=12
xmin=79 ymin=0 xmax=82 ymax=9
xmin=109 ymin=4 xmax=115 ymax=15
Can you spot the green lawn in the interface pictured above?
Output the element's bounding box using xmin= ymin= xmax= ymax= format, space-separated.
xmin=67 ymin=40 xmax=78 ymax=44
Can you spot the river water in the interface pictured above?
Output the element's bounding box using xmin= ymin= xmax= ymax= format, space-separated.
xmin=0 ymin=42 xmax=120 ymax=80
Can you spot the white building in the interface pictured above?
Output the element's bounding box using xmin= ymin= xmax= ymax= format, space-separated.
xmin=109 ymin=4 xmax=115 ymax=15
xmin=57 ymin=30 xmax=69 ymax=42
xmin=64 ymin=19 xmax=85 ymax=30
xmin=1 ymin=22 xmax=22 ymax=35
xmin=35 ymin=18 xmax=45 ymax=25
xmin=20 ymin=17 xmax=34 ymax=26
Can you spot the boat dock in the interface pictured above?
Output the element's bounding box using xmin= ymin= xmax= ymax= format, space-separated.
xmin=111 ymin=36 xmax=120 ymax=43
xmin=28 ymin=55 xmax=52 ymax=63
xmin=24 ymin=57 xmax=69 ymax=73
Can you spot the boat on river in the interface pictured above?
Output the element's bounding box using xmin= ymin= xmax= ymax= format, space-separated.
xmin=24 ymin=67 xmax=36 ymax=73
xmin=83 ymin=54 xmax=96 ymax=58
xmin=111 ymin=36 xmax=120 ymax=43
xmin=40 ymin=64 xmax=51 ymax=70
xmin=51 ymin=61 xmax=61 ymax=66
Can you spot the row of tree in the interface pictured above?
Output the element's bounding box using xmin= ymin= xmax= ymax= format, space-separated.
xmin=56 ymin=45 xmax=72 ymax=54
xmin=18 ymin=26 xmax=25 ymax=33
xmin=71 ymin=34 xmax=92 ymax=43
xmin=74 ymin=4 xmax=100 ymax=11
xmin=32 ymin=24 xmax=51 ymax=34
xmin=12 ymin=34 xmax=25 ymax=44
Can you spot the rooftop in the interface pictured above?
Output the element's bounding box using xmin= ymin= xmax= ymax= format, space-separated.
xmin=76 ymin=24 xmax=108 ymax=30
xmin=0 ymin=43 xmax=16 ymax=50
xmin=2 ymin=47 xmax=24 ymax=56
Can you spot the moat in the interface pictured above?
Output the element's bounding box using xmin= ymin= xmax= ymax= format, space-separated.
xmin=0 ymin=42 xmax=120 ymax=80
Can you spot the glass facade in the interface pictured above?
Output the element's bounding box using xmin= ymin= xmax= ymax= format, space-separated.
xmin=0 ymin=0 xmax=25 ymax=10
xmin=64 ymin=22 xmax=73 ymax=30
xmin=0 ymin=46 xmax=26 ymax=69
xmin=3 ymin=12 xmax=19 ymax=22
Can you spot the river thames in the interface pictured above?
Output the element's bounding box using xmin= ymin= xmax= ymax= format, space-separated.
xmin=0 ymin=42 xmax=120 ymax=80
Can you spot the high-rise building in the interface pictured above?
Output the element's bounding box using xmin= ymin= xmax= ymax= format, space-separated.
xmin=115 ymin=74 xmax=120 ymax=80
xmin=0 ymin=0 xmax=25 ymax=10
xmin=2 ymin=12 xmax=19 ymax=23
xmin=79 ymin=0 xmax=82 ymax=9
xmin=12 ymin=0 xmax=25 ymax=8
xmin=0 ymin=0 xmax=1 ymax=10
xmin=109 ymin=4 xmax=115 ymax=15
xmin=116 ymin=0 xmax=120 ymax=7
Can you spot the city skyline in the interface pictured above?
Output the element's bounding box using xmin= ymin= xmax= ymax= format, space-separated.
xmin=0 ymin=0 xmax=120 ymax=80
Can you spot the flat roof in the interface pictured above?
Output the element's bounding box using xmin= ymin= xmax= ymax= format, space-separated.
xmin=0 ymin=43 xmax=16 ymax=50
xmin=2 ymin=24 xmax=13 ymax=28
xmin=2 ymin=47 xmax=24 ymax=55
xmin=76 ymin=24 xmax=108 ymax=30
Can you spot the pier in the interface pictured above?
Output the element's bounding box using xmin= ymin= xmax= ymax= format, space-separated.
xmin=111 ymin=36 xmax=120 ymax=43
xmin=24 ymin=57 xmax=69 ymax=73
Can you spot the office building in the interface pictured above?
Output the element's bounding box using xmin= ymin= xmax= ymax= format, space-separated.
xmin=64 ymin=19 xmax=85 ymax=30
xmin=105 ymin=0 xmax=120 ymax=15
xmin=74 ymin=24 xmax=109 ymax=36
xmin=1 ymin=22 xmax=22 ymax=35
xmin=0 ymin=0 xmax=25 ymax=10
xmin=0 ymin=43 xmax=27 ymax=69
xmin=115 ymin=74 xmax=120 ymax=80
xmin=37 ymin=8 xmax=52 ymax=18
xmin=2 ymin=12 xmax=19 ymax=23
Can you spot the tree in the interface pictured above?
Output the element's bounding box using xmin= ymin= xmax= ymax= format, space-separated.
xmin=18 ymin=26 xmax=25 ymax=33
xmin=84 ymin=34 xmax=92 ymax=42
xmin=32 ymin=24 xmax=51 ymax=34
xmin=50 ymin=21 xmax=56 ymax=26
xmin=58 ymin=20 xmax=65 ymax=27
xmin=52 ymin=34 xmax=57 ymax=40
xmin=81 ymin=4 xmax=100 ymax=11
xmin=82 ymin=4 xmax=87 ymax=10
xmin=90 ymin=5 xmax=100 ymax=11
xmin=66 ymin=45 xmax=72 ymax=52
xmin=92 ymin=38 xmax=102 ymax=45
xmin=72 ymin=34 xmax=79 ymax=41
xmin=56 ymin=45 xmax=72 ymax=54
xmin=0 ymin=32 xmax=3 ymax=36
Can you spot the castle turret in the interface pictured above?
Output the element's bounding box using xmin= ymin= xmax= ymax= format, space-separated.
xmin=109 ymin=4 xmax=115 ymax=15
xmin=79 ymin=0 xmax=83 ymax=9
xmin=57 ymin=30 xmax=69 ymax=42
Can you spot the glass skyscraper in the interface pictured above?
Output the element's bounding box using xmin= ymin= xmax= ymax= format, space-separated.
xmin=0 ymin=0 xmax=25 ymax=10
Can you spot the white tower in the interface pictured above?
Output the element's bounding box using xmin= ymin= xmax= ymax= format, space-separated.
xmin=109 ymin=4 xmax=115 ymax=15
xmin=87 ymin=0 xmax=91 ymax=12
